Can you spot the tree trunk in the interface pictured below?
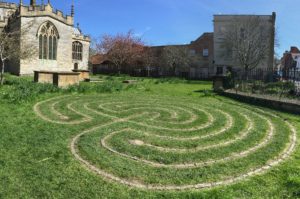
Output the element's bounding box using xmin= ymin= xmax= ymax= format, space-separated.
xmin=245 ymin=66 xmax=249 ymax=81
xmin=118 ymin=65 xmax=121 ymax=75
xmin=147 ymin=66 xmax=150 ymax=77
xmin=0 ymin=60 xmax=4 ymax=85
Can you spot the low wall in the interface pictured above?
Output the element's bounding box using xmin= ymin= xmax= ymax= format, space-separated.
xmin=34 ymin=71 xmax=53 ymax=84
xmin=72 ymin=70 xmax=90 ymax=81
xmin=34 ymin=71 xmax=80 ymax=88
xmin=221 ymin=91 xmax=300 ymax=114
xmin=53 ymin=72 xmax=80 ymax=88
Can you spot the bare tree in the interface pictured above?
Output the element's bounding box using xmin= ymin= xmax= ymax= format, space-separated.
xmin=221 ymin=16 xmax=274 ymax=76
xmin=0 ymin=22 xmax=36 ymax=85
xmin=160 ymin=46 xmax=194 ymax=75
xmin=96 ymin=31 xmax=145 ymax=73
xmin=89 ymin=37 xmax=98 ymax=58
xmin=141 ymin=47 xmax=156 ymax=77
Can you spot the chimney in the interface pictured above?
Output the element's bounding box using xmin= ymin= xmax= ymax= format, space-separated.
xmin=272 ymin=12 xmax=276 ymax=21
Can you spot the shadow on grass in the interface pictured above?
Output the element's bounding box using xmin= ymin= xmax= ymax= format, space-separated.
xmin=194 ymin=89 xmax=216 ymax=97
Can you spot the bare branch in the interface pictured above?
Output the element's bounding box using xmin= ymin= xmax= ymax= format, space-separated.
xmin=159 ymin=46 xmax=195 ymax=73
xmin=0 ymin=20 xmax=37 ymax=85
xmin=220 ymin=16 xmax=273 ymax=73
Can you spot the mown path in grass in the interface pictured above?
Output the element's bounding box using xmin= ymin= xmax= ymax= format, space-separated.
xmin=1 ymin=78 xmax=300 ymax=198
xmin=33 ymin=93 xmax=297 ymax=191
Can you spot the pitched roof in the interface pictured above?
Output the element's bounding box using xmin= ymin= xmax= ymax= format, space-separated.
xmin=90 ymin=54 xmax=108 ymax=65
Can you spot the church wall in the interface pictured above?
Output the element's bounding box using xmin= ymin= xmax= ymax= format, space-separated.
xmin=6 ymin=17 xmax=21 ymax=75
xmin=72 ymin=38 xmax=90 ymax=70
xmin=20 ymin=16 xmax=74 ymax=75
xmin=0 ymin=3 xmax=17 ymax=30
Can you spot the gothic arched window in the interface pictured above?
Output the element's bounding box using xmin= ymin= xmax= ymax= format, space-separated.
xmin=72 ymin=41 xmax=83 ymax=61
xmin=38 ymin=21 xmax=59 ymax=60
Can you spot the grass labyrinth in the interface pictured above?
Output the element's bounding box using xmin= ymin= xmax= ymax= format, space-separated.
xmin=34 ymin=94 xmax=297 ymax=191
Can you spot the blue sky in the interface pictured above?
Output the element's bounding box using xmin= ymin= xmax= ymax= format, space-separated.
xmin=8 ymin=0 xmax=300 ymax=56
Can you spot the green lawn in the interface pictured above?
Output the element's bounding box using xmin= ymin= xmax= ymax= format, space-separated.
xmin=0 ymin=75 xmax=299 ymax=199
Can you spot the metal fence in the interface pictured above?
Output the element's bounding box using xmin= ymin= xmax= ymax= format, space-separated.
xmin=232 ymin=68 xmax=300 ymax=82
xmin=230 ymin=68 xmax=300 ymax=98
xmin=93 ymin=65 xmax=300 ymax=98
xmin=92 ymin=66 xmax=212 ymax=80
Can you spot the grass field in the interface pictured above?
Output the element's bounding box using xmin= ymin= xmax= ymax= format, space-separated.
xmin=0 ymin=75 xmax=300 ymax=198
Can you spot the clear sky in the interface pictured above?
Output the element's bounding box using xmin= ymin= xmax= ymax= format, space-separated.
xmin=7 ymin=0 xmax=299 ymax=56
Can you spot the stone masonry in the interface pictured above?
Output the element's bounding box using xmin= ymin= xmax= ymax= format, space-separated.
xmin=0 ymin=0 xmax=90 ymax=75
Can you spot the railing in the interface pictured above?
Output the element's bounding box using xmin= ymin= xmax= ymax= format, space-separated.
xmin=92 ymin=66 xmax=212 ymax=80
xmin=229 ymin=68 xmax=300 ymax=100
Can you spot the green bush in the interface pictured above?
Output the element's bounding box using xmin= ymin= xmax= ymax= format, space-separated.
xmin=65 ymin=83 xmax=91 ymax=93
xmin=0 ymin=74 xmax=213 ymax=103
xmin=2 ymin=80 xmax=59 ymax=103
xmin=0 ymin=74 xmax=129 ymax=103
xmin=153 ymin=77 xmax=187 ymax=84
xmin=235 ymin=80 xmax=298 ymax=98
xmin=223 ymin=73 xmax=235 ymax=90
xmin=97 ymin=80 xmax=123 ymax=92
xmin=264 ymin=81 xmax=295 ymax=94
xmin=64 ymin=80 xmax=124 ymax=94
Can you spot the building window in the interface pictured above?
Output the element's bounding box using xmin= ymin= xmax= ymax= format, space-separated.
xmin=72 ymin=41 xmax=83 ymax=61
xmin=217 ymin=67 xmax=223 ymax=75
xmin=203 ymin=49 xmax=209 ymax=57
xmin=38 ymin=21 xmax=59 ymax=60
xmin=189 ymin=49 xmax=196 ymax=55
xmin=220 ymin=26 xmax=226 ymax=34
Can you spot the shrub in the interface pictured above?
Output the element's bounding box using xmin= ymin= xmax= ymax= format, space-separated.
xmin=223 ymin=74 xmax=235 ymax=90
xmin=264 ymin=82 xmax=295 ymax=96
xmin=65 ymin=83 xmax=91 ymax=93
xmin=152 ymin=77 xmax=186 ymax=84
xmin=96 ymin=80 xmax=123 ymax=93
xmin=1 ymin=80 xmax=59 ymax=103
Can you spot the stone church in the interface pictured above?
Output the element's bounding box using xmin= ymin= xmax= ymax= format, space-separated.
xmin=0 ymin=0 xmax=90 ymax=75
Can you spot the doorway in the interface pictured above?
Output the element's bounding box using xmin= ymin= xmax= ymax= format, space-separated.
xmin=74 ymin=63 xmax=78 ymax=70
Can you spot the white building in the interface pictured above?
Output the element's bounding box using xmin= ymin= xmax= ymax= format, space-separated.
xmin=213 ymin=13 xmax=276 ymax=75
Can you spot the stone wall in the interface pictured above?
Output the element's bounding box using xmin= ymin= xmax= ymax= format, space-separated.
xmin=213 ymin=14 xmax=276 ymax=71
xmin=5 ymin=16 xmax=21 ymax=75
xmin=34 ymin=71 xmax=80 ymax=88
xmin=0 ymin=1 xmax=90 ymax=76
xmin=53 ymin=72 xmax=80 ymax=88
xmin=221 ymin=91 xmax=300 ymax=114
xmin=19 ymin=4 xmax=73 ymax=26
xmin=72 ymin=37 xmax=90 ymax=70
xmin=0 ymin=2 xmax=17 ymax=30
xmin=189 ymin=33 xmax=214 ymax=78
xmin=19 ymin=16 xmax=74 ymax=75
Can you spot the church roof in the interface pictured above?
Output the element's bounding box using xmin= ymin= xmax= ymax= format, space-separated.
xmin=73 ymin=27 xmax=81 ymax=36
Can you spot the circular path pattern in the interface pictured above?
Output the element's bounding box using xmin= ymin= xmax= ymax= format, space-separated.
xmin=34 ymin=95 xmax=297 ymax=191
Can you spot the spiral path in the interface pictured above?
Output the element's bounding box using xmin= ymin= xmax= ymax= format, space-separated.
xmin=34 ymin=95 xmax=297 ymax=190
